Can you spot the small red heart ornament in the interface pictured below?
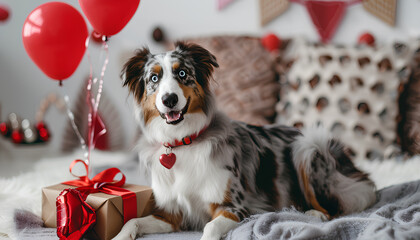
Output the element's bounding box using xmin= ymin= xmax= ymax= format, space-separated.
xmin=56 ymin=189 xmax=96 ymax=240
xmin=358 ymin=32 xmax=375 ymax=47
xmin=160 ymin=153 xmax=176 ymax=169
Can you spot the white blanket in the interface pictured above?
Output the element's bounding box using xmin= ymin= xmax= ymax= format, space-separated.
xmin=1 ymin=151 xmax=420 ymax=239
xmin=225 ymin=180 xmax=420 ymax=240
xmin=11 ymin=179 xmax=420 ymax=240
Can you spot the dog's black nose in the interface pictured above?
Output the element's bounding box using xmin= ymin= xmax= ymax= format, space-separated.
xmin=162 ymin=93 xmax=178 ymax=108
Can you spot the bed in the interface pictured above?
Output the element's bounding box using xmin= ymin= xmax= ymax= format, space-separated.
xmin=1 ymin=35 xmax=420 ymax=240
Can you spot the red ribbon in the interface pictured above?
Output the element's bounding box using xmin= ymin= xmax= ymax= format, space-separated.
xmin=62 ymin=159 xmax=137 ymax=224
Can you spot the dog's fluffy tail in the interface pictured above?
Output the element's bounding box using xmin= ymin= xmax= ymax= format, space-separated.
xmin=291 ymin=127 xmax=376 ymax=217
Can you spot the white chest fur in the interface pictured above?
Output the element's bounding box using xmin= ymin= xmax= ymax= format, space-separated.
xmin=138 ymin=138 xmax=231 ymax=224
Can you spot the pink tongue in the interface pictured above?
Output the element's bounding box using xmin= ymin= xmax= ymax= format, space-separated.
xmin=166 ymin=112 xmax=181 ymax=122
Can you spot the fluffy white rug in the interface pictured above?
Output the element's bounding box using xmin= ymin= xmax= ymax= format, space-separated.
xmin=0 ymin=151 xmax=419 ymax=240
xmin=356 ymin=155 xmax=420 ymax=189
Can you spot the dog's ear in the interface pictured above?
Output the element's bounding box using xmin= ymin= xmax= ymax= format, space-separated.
xmin=121 ymin=48 xmax=151 ymax=103
xmin=175 ymin=41 xmax=219 ymax=90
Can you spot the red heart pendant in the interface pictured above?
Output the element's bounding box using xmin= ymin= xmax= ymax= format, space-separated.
xmin=160 ymin=153 xmax=176 ymax=169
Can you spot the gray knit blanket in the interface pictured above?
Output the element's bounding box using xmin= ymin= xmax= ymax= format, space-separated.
xmin=14 ymin=180 xmax=420 ymax=240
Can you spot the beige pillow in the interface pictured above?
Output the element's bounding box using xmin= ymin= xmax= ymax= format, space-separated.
xmin=187 ymin=36 xmax=280 ymax=125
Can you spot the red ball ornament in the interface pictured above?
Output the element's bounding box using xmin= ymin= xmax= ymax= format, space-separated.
xmin=261 ymin=33 xmax=282 ymax=52
xmin=0 ymin=122 xmax=10 ymax=136
xmin=358 ymin=32 xmax=375 ymax=47
xmin=36 ymin=122 xmax=50 ymax=142
xmin=0 ymin=5 xmax=10 ymax=22
xmin=11 ymin=130 xmax=24 ymax=144
xmin=36 ymin=122 xmax=46 ymax=130
xmin=39 ymin=128 xmax=49 ymax=141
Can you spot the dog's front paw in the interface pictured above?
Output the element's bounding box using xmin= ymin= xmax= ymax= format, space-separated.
xmin=112 ymin=232 xmax=137 ymax=240
xmin=112 ymin=230 xmax=138 ymax=240
xmin=200 ymin=222 xmax=222 ymax=240
xmin=200 ymin=235 xmax=221 ymax=240
xmin=112 ymin=219 xmax=141 ymax=240
xmin=305 ymin=209 xmax=329 ymax=221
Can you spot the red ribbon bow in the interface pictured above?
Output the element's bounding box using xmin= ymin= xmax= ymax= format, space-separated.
xmin=57 ymin=159 xmax=137 ymax=239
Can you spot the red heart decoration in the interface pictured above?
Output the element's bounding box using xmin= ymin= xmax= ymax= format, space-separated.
xmin=261 ymin=33 xmax=282 ymax=52
xmin=56 ymin=189 xmax=96 ymax=240
xmin=160 ymin=153 xmax=176 ymax=169
xmin=358 ymin=32 xmax=375 ymax=47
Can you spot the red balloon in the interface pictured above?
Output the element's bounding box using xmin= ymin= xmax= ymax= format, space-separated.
xmin=79 ymin=0 xmax=140 ymax=36
xmin=0 ymin=5 xmax=10 ymax=21
xmin=22 ymin=2 xmax=88 ymax=81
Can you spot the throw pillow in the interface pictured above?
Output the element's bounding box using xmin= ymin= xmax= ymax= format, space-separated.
xmin=188 ymin=36 xmax=281 ymax=125
xmin=276 ymin=38 xmax=419 ymax=162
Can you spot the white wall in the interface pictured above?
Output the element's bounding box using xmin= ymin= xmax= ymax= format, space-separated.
xmin=1 ymin=0 xmax=420 ymax=159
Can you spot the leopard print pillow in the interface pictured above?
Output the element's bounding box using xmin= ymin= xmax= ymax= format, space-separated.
xmin=276 ymin=38 xmax=420 ymax=162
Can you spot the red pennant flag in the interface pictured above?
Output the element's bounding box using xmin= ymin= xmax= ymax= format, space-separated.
xmin=304 ymin=0 xmax=347 ymax=43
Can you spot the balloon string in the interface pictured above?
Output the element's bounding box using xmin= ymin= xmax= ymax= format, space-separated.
xmin=94 ymin=41 xmax=108 ymax=117
xmin=59 ymin=86 xmax=88 ymax=161
xmin=87 ymin=40 xmax=109 ymax=151
xmin=92 ymin=41 xmax=109 ymax=146
xmin=84 ymin=34 xmax=109 ymax=178
xmin=85 ymin=36 xmax=94 ymax=176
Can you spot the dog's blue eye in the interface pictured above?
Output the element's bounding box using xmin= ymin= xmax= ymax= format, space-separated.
xmin=178 ymin=70 xmax=186 ymax=78
xmin=151 ymin=75 xmax=159 ymax=83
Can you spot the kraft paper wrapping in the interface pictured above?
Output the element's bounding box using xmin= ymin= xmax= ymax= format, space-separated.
xmin=42 ymin=184 xmax=154 ymax=240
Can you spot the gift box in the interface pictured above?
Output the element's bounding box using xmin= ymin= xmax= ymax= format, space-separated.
xmin=42 ymin=183 xmax=154 ymax=240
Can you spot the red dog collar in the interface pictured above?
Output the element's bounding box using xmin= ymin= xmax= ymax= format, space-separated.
xmin=160 ymin=126 xmax=208 ymax=169
xmin=163 ymin=126 xmax=208 ymax=148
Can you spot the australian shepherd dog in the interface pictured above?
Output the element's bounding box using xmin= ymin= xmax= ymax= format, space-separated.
xmin=114 ymin=42 xmax=376 ymax=240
